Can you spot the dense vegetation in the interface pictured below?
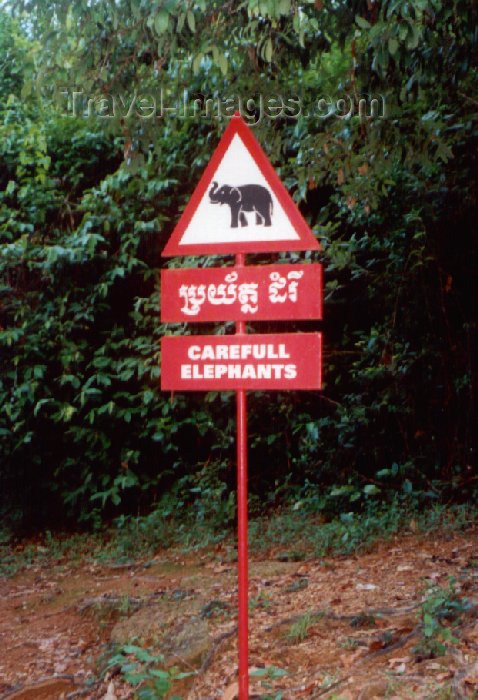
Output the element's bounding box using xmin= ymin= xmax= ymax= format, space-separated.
xmin=1 ymin=1 xmax=476 ymax=534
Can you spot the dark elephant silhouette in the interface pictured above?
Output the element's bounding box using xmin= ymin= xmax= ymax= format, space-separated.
xmin=208 ymin=181 xmax=273 ymax=228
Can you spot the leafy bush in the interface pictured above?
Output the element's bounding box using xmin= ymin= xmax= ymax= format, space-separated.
xmin=102 ymin=643 xmax=192 ymax=699
xmin=1 ymin=3 xmax=477 ymax=532
xmin=413 ymin=577 xmax=470 ymax=658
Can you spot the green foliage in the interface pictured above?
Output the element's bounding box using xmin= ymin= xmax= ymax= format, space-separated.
xmin=250 ymin=499 xmax=478 ymax=557
xmin=249 ymin=590 xmax=272 ymax=611
xmin=0 ymin=529 xmax=95 ymax=577
xmin=250 ymin=665 xmax=287 ymax=699
xmin=413 ymin=577 xmax=470 ymax=658
xmin=102 ymin=643 xmax=192 ymax=699
xmin=1 ymin=1 xmax=477 ymax=531
xmin=286 ymin=611 xmax=324 ymax=643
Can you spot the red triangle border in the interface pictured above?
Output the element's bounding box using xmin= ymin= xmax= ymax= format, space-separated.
xmin=162 ymin=114 xmax=320 ymax=257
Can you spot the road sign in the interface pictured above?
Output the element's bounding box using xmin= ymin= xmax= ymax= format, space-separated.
xmin=161 ymin=333 xmax=322 ymax=391
xmin=160 ymin=114 xmax=323 ymax=700
xmin=162 ymin=114 xmax=319 ymax=256
xmin=161 ymin=263 xmax=322 ymax=323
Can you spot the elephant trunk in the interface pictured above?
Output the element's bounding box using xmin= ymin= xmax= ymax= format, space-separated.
xmin=209 ymin=181 xmax=219 ymax=202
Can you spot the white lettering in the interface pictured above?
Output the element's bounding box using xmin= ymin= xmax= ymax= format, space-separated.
xmin=228 ymin=364 xmax=242 ymax=378
xmin=188 ymin=345 xmax=201 ymax=360
xmin=203 ymin=365 xmax=214 ymax=379
xmin=257 ymin=365 xmax=272 ymax=379
xmin=180 ymin=362 xmax=298 ymax=382
xmin=202 ymin=345 xmax=215 ymax=360
xmin=279 ymin=344 xmax=290 ymax=359
xmin=242 ymin=365 xmax=256 ymax=379
xmin=216 ymin=344 xmax=228 ymax=359
xmin=181 ymin=364 xmax=192 ymax=379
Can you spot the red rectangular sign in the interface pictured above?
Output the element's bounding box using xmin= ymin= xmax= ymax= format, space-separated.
xmin=161 ymin=264 xmax=322 ymax=323
xmin=161 ymin=333 xmax=322 ymax=391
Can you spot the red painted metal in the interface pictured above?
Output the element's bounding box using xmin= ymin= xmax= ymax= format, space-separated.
xmin=160 ymin=332 xmax=322 ymax=391
xmin=160 ymin=116 xmax=324 ymax=699
xmin=162 ymin=113 xmax=320 ymax=257
xmin=235 ymin=253 xmax=249 ymax=700
xmin=160 ymin=264 xmax=323 ymax=323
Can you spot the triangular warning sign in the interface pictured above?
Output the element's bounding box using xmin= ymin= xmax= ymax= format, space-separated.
xmin=162 ymin=114 xmax=319 ymax=256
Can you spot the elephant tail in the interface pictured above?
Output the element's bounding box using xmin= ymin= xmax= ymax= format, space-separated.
xmin=269 ymin=198 xmax=273 ymax=219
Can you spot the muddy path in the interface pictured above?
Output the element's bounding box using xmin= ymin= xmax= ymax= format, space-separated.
xmin=1 ymin=529 xmax=477 ymax=699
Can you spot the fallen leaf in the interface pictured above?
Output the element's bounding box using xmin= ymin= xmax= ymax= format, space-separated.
xmin=464 ymin=624 xmax=478 ymax=644
xmin=356 ymin=583 xmax=378 ymax=591
xmin=103 ymin=681 xmax=117 ymax=700
xmin=213 ymin=564 xmax=232 ymax=574
xmin=463 ymin=660 xmax=478 ymax=685
xmin=221 ymin=681 xmax=238 ymax=700
xmin=295 ymin=682 xmax=318 ymax=696
xmin=368 ymin=639 xmax=385 ymax=652
xmin=388 ymin=656 xmax=411 ymax=667
xmin=342 ymin=648 xmax=364 ymax=667
xmin=437 ymin=672 xmax=452 ymax=681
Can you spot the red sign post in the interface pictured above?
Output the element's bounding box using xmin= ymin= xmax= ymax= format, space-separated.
xmin=160 ymin=114 xmax=322 ymax=699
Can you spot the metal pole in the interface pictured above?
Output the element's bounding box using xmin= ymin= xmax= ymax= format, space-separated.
xmin=235 ymin=252 xmax=249 ymax=700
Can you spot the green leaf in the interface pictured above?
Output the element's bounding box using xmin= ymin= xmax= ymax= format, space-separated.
xmin=192 ymin=52 xmax=203 ymax=74
xmin=217 ymin=52 xmax=228 ymax=75
xmin=154 ymin=10 xmax=170 ymax=35
xmin=187 ymin=10 xmax=196 ymax=33
xmin=355 ymin=15 xmax=371 ymax=29
xmin=177 ymin=12 xmax=186 ymax=32
xmin=34 ymin=398 xmax=52 ymax=416
xmin=406 ymin=21 xmax=420 ymax=49
xmin=65 ymin=6 xmax=73 ymax=31
xmin=278 ymin=0 xmax=291 ymax=14
xmin=388 ymin=37 xmax=398 ymax=55
xmin=423 ymin=613 xmax=434 ymax=635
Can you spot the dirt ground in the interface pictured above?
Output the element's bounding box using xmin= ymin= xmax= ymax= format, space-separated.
xmin=0 ymin=528 xmax=477 ymax=699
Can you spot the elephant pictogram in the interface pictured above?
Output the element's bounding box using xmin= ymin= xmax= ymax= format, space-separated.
xmin=208 ymin=181 xmax=273 ymax=228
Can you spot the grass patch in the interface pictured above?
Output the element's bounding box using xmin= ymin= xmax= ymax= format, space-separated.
xmin=0 ymin=529 xmax=99 ymax=577
xmin=285 ymin=611 xmax=324 ymax=643
xmin=1 ymin=501 xmax=476 ymax=577
xmin=248 ymin=501 xmax=478 ymax=557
